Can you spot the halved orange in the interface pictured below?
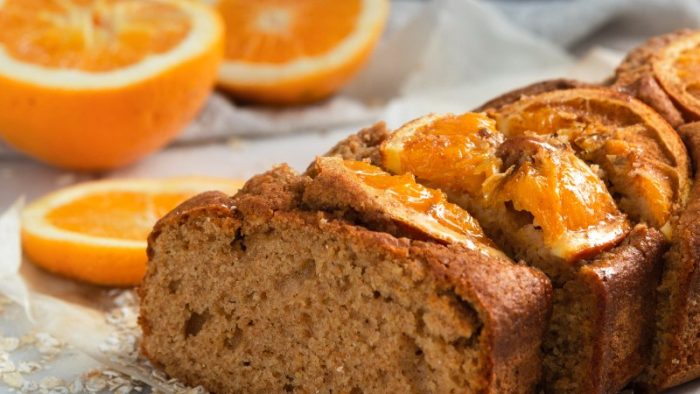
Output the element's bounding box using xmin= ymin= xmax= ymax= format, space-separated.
xmin=0 ymin=0 xmax=223 ymax=170
xmin=214 ymin=0 xmax=389 ymax=104
xmin=21 ymin=177 xmax=243 ymax=286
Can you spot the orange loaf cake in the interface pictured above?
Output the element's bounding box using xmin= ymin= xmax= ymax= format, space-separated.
xmin=140 ymin=162 xmax=552 ymax=393
xmin=138 ymin=30 xmax=700 ymax=394
xmin=325 ymin=83 xmax=686 ymax=393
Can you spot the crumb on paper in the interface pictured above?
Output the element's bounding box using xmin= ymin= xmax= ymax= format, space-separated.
xmin=17 ymin=361 xmax=41 ymax=374
xmin=39 ymin=376 xmax=64 ymax=389
xmin=0 ymin=360 xmax=14 ymax=373
xmin=35 ymin=332 xmax=63 ymax=357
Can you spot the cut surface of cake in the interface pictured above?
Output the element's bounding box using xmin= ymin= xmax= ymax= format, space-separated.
xmin=139 ymin=163 xmax=552 ymax=393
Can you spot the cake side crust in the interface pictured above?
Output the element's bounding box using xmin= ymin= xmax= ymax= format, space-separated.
xmin=641 ymin=121 xmax=700 ymax=390
xmin=473 ymin=79 xmax=593 ymax=113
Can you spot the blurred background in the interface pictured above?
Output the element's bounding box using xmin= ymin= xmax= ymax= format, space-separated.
xmin=3 ymin=0 xmax=700 ymax=208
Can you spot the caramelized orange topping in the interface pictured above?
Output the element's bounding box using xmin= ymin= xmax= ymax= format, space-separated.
xmin=382 ymin=113 xmax=503 ymax=194
xmin=492 ymin=92 xmax=683 ymax=229
xmin=342 ymin=160 xmax=489 ymax=247
xmin=673 ymin=45 xmax=700 ymax=98
xmin=0 ymin=0 xmax=191 ymax=72
xmin=486 ymin=137 xmax=629 ymax=261
xmin=381 ymin=112 xmax=633 ymax=261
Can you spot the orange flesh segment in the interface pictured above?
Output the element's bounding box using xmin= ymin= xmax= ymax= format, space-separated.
xmin=487 ymin=138 xmax=629 ymax=260
xmin=495 ymin=103 xmax=674 ymax=228
xmin=0 ymin=0 xmax=190 ymax=72
xmin=217 ymin=0 xmax=361 ymax=63
xmin=45 ymin=191 xmax=191 ymax=240
xmin=342 ymin=160 xmax=489 ymax=245
xmin=383 ymin=113 xmax=504 ymax=194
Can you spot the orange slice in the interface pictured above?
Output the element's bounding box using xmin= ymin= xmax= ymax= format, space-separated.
xmin=0 ymin=0 xmax=223 ymax=170
xmin=382 ymin=113 xmax=504 ymax=195
xmin=214 ymin=0 xmax=389 ymax=104
xmin=485 ymin=136 xmax=629 ymax=261
xmin=21 ymin=177 xmax=243 ymax=286
xmin=339 ymin=159 xmax=490 ymax=248
xmin=489 ymin=88 xmax=690 ymax=233
xmin=654 ymin=31 xmax=700 ymax=120
xmin=381 ymin=112 xmax=630 ymax=261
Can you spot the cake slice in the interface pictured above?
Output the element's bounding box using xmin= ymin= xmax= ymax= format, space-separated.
xmin=640 ymin=121 xmax=700 ymax=391
xmin=139 ymin=163 xmax=552 ymax=393
xmin=326 ymin=96 xmax=675 ymax=393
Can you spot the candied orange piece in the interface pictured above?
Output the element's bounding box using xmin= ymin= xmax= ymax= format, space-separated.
xmin=382 ymin=112 xmax=631 ymax=261
xmin=382 ymin=112 xmax=504 ymax=194
xmin=485 ymin=136 xmax=630 ymax=261
xmin=491 ymin=89 xmax=688 ymax=231
xmin=342 ymin=159 xmax=489 ymax=247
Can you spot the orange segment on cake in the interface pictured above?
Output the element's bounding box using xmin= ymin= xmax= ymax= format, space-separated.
xmin=381 ymin=111 xmax=630 ymax=263
xmin=616 ymin=30 xmax=700 ymax=125
xmin=487 ymin=136 xmax=629 ymax=261
xmin=305 ymin=157 xmax=495 ymax=251
xmin=382 ymin=113 xmax=504 ymax=195
xmin=489 ymin=87 xmax=689 ymax=234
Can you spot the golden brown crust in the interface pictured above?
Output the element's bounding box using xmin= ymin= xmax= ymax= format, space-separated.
xmin=614 ymin=30 xmax=695 ymax=127
xmin=637 ymin=121 xmax=700 ymax=391
xmin=146 ymin=190 xmax=237 ymax=261
xmin=580 ymin=225 xmax=666 ymax=393
xmin=321 ymin=121 xmax=389 ymax=166
xmin=474 ymin=79 xmax=593 ymax=112
xmin=142 ymin=166 xmax=552 ymax=393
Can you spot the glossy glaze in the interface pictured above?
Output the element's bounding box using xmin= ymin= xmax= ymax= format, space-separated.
xmin=381 ymin=112 xmax=631 ymax=261
xmin=343 ymin=160 xmax=489 ymax=245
